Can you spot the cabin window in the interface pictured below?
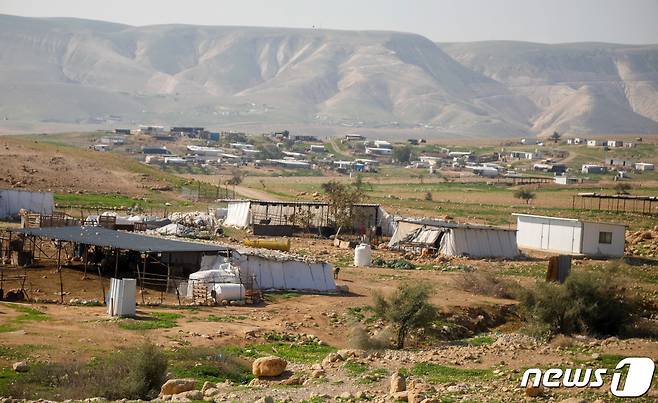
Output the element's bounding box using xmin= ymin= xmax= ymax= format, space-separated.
xmin=598 ymin=231 xmax=613 ymax=244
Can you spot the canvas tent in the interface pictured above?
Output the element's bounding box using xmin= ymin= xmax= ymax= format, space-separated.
xmin=231 ymin=250 xmax=336 ymax=292
xmin=0 ymin=189 xmax=54 ymax=219
xmin=388 ymin=219 xmax=519 ymax=258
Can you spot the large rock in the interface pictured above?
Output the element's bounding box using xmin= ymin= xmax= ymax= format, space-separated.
xmin=252 ymin=356 xmax=287 ymax=377
xmin=172 ymin=390 xmax=202 ymax=401
xmin=254 ymin=397 xmax=274 ymax=403
xmin=390 ymin=372 xmax=406 ymax=394
xmin=160 ymin=379 xmax=196 ymax=396
xmin=12 ymin=361 xmax=29 ymax=372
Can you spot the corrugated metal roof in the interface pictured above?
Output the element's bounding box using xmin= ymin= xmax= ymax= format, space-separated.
xmin=397 ymin=218 xmax=515 ymax=231
xmin=220 ymin=199 xmax=380 ymax=207
xmin=13 ymin=226 xmax=231 ymax=253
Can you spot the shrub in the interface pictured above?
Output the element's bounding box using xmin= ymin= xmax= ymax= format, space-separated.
xmin=6 ymin=342 xmax=168 ymax=400
xmin=424 ymin=191 xmax=433 ymax=201
xmin=348 ymin=325 xmax=391 ymax=350
xmin=373 ymin=282 xmax=437 ymax=349
xmin=520 ymin=266 xmax=641 ymax=338
xmin=453 ymin=271 xmax=519 ymax=299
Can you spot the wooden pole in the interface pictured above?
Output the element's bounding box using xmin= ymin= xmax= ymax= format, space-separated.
xmin=140 ymin=255 xmax=146 ymax=304
xmin=83 ymin=245 xmax=88 ymax=279
xmin=57 ymin=241 xmax=64 ymax=304
xmin=97 ymin=262 xmax=105 ymax=304
xmin=166 ymin=253 xmax=171 ymax=293
xmin=114 ymin=249 xmax=119 ymax=278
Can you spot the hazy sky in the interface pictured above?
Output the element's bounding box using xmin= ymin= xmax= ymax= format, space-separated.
xmin=2 ymin=0 xmax=658 ymax=44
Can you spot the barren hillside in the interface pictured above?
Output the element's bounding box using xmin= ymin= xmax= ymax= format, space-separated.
xmin=440 ymin=41 xmax=658 ymax=136
xmin=1 ymin=15 xmax=658 ymax=137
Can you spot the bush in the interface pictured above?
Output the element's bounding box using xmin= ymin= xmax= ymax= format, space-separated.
xmin=6 ymin=342 xmax=168 ymax=400
xmin=453 ymin=271 xmax=519 ymax=299
xmin=348 ymin=325 xmax=392 ymax=350
xmin=520 ymin=266 xmax=641 ymax=338
xmin=373 ymin=282 xmax=437 ymax=349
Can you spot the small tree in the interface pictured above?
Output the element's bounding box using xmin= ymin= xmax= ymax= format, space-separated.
xmin=550 ymin=131 xmax=561 ymax=143
xmin=424 ymin=191 xmax=433 ymax=201
xmin=321 ymin=180 xmax=365 ymax=230
xmin=514 ymin=189 xmax=536 ymax=204
xmin=393 ymin=145 xmax=412 ymax=164
xmin=614 ymin=182 xmax=632 ymax=195
xmin=373 ymin=282 xmax=437 ymax=349
xmin=225 ymin=169 xmax=243 ymax=198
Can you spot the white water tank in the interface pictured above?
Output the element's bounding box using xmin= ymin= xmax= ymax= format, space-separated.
xmin=354 ymin=243 xmax=372 ymax=267
xmin=212 ymin=283 xmax=246 ymax=301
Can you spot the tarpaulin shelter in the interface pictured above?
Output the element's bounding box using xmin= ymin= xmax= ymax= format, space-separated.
xmin=388 ymin=219 xmax=519 ymax=258
xmin=231 ymin=249 xmax=336 ymax=292
xmin=222 ymin=199 xmax=384 ymax=236
xmin=0 ymin=189 xmax=54 ymax=219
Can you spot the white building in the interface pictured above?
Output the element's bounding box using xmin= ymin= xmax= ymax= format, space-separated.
xmin=635 ymin=162 xmax=655 ymax=171
xmin=374 ymin=140 xmax=392 ymax=149
xmin=365 ymin=147 xmax=393 ymax=156
xmin=587 ymin=139 xmax=605 ymax=147
xmin=514 ymin=214 xmax=625 ymax=257
xmin=581 ymin=164 xmax=607 ymax=174
xmin=510 ymin=151 xmax=541 ymax=160
xmin=309 ymin=145 xmax=327 ymax=153
xmin=186 ymin=145 xmax=224 ymax=156
xmin=554 ymin=176 xmax=578 ymax=185
xmin=606 ymin=140 xmax=624 ymax=148
xmin=344 ymin=133 xmax=365 ymax=141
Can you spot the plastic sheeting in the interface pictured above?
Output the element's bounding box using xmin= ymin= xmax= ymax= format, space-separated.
xmin=187 ymin=255 xmax=240 ymax=297
xmin=231 ymin=251 xmax=336 ymax=292
xmin=224 ymin=201 xmax=251 ymax=228
xmin=0 ymin=189 xmax=54 ymax=219
xmin=389 ymin=220 xmax=519 ymax=258
xmin=439 ymin=228 xmax=519 ymax=258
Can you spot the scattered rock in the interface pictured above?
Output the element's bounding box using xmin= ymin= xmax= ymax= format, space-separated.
xmin=390 ymin=372 xmax=406 ymax=394
xmin=392 ymin=391 xmax=409 ymax=401
xmin=254 ymin=397 xmax=274 ymax=403
xmin=12 ymin=361 xmax=29 ymax=372
xmin=524 ymin=385 xmax=544 ymax=397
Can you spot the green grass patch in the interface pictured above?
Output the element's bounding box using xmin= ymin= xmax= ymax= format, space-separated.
xmin=342 ymin=361 xmax=369 ymax=376
xmin=118 ymin=312 xmax=183 ymax=331
xmin=412 ymin=363 xmax=493 ymax=383
xmin=204 ymin=314 xmax=247 ymax=322
xmin=0 ymin=303 xmax=49 ymax=333
xmin=0 ymin=344 xmax=42 ymax=360
xmin=264 ymin=292 xmax=304 ymax=303
xmin=463 ymin=334 xmax=495 ymax=346
xmin=168 ymin=353 xmax=253 ymax=386
xmin=227 ymin=343 xmax=336 ymax=364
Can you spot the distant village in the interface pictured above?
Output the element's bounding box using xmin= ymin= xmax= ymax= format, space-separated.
xmin=91 ymin=125 xmax=655 ymax=186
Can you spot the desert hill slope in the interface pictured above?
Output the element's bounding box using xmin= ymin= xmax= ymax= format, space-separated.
xmin=440 ymin=41 xmax=658 ymax=136
xmin=1 ymin=14 xmax=657 ymax=137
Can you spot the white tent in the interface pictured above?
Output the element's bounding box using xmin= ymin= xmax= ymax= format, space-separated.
xmin=0 ymin=189 xmax=54 ymax=219
xmin=439 ymin=227 xmax=519 ymax=258
xmin=224 ymin=201 xmax=251 ymax=228
xmin=389 ymin=219 xmax=519 ymax=258
xmin=231 ymin=251 xmax=336 ymax=292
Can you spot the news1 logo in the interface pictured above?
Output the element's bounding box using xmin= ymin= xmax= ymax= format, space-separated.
xmin=520 ymin=357 xmax=655 ymax=398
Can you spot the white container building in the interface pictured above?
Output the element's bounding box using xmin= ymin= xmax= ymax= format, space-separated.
xmin=514 ymin=214 xmax=625 ymax=257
